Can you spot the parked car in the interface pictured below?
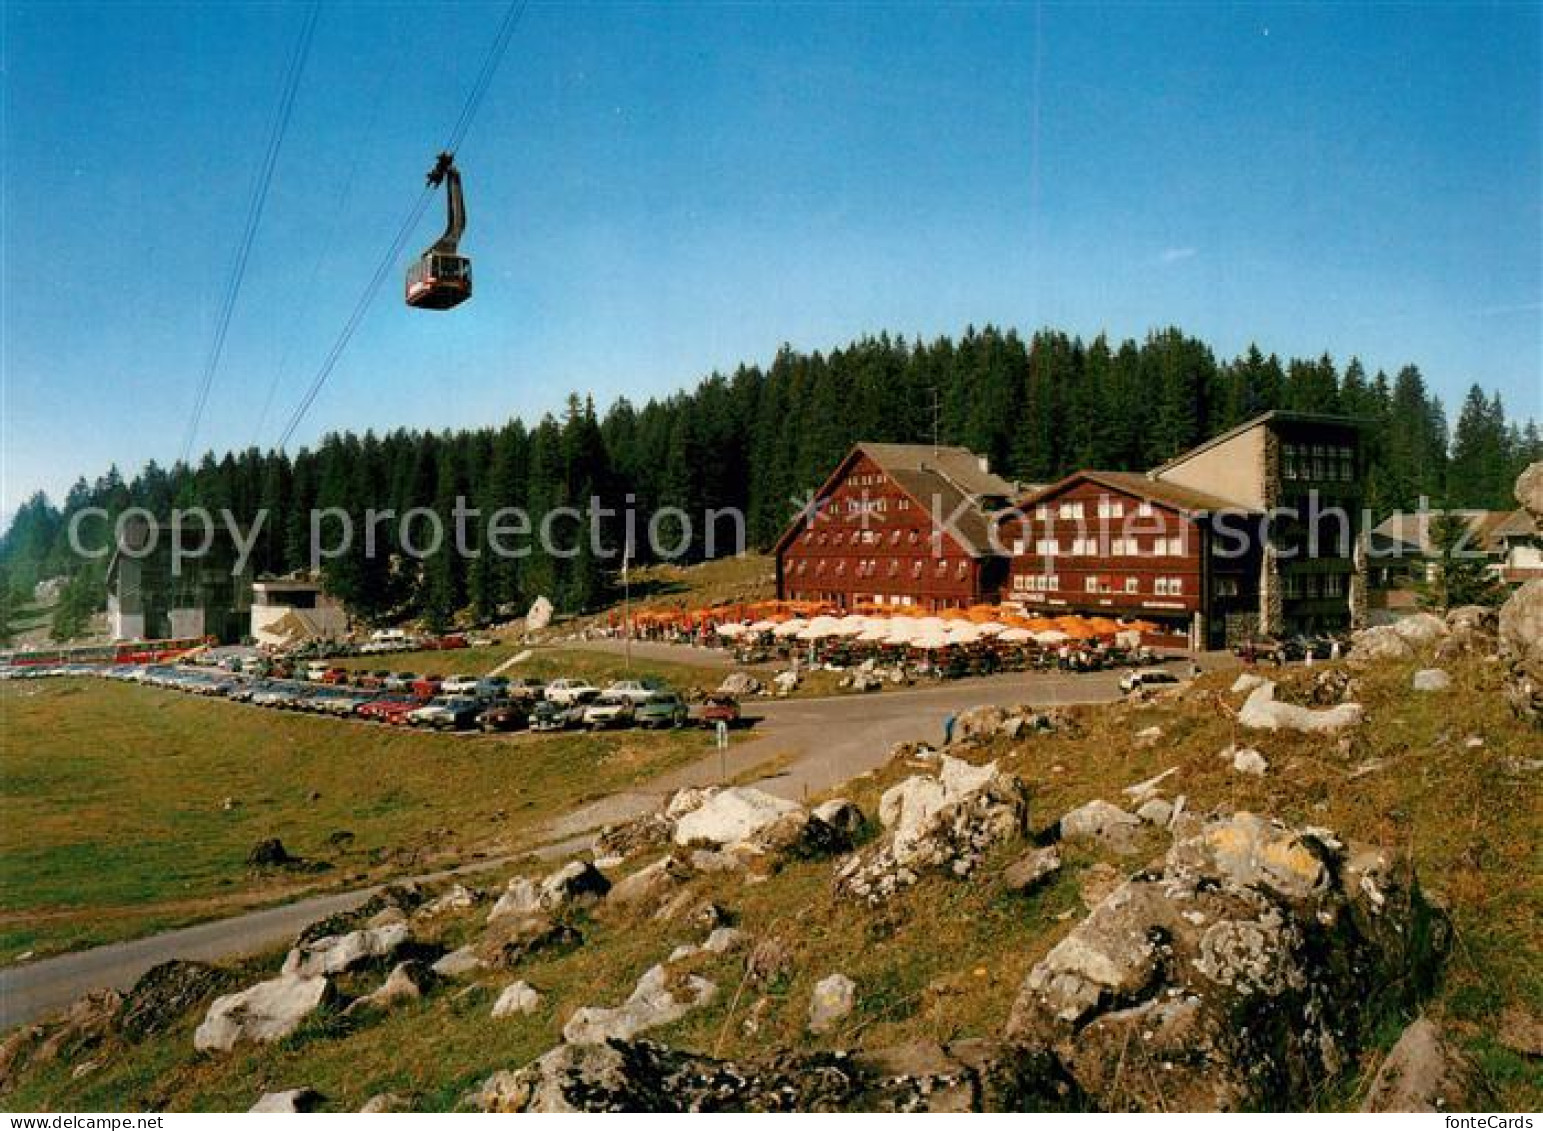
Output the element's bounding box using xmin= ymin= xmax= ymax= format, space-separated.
xmin=530 ymin=699 xmax=583 ymax=732
xmin=357 ymin=694 xmax=416 ymax=723
xmin=320 ymin=667 xmax=351 ymax=685
xmin=477 ymin=698 xmax=529 ymax=732
xmin=698 ymin=693 xmax=742 ymax=728
xmin=373 ymin=697 xmax=425 ymax=726
xmin=441 ymin=674 xmax=479 ymax=694
xmin=381 ymin=671 xmax=417 ymax=691
xmin=604 ymin=678 xmax=668 ymax=704
xmin=503 ymin=677 xmax=547 ymax=701
xmin=408 ymin=695 xmax=486 ymax=730
xmin=634 ymin=692 xmax=689 ymax=729
xmin=474 ymin=675 xmax=511 ymax=699
xmin=545 ymin=678 xmax=601 ymax=706
xmin=411 ymin=675 xmax=444 ymax=699
xmin=1119 ymin=668 xmax=1182 ymax=695
xmin=583 ymin=693 xmax=636 ymax=729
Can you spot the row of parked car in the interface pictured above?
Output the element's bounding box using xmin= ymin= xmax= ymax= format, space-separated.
xmin=88 ymin=663 xmax=743 ymax=735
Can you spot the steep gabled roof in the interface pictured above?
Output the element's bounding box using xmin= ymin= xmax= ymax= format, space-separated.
xmin=1372 ymin=509 xmax=1527 ymax=555
xmin=773 ymin=442 xmax=1017 ymax=558
xmin=1015 ymin=469 xmax=1259 ymax=518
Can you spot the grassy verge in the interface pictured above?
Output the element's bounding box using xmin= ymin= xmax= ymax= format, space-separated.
xmin=0 ymin=679 xmax=707 ymax=960
xmin=4 ymin=655 xmax=1538 ymax=1111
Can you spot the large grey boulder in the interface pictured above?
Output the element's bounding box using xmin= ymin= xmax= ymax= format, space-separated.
xmin=1006 ymin=812 xmax=1450 ymax=1111
xmin=1500 ymin=580 xmax=1543 ymax=726
xmin=194 ymin=975 xmax=332 ymax=1052
xmin=1360 ymin=1018 xmax=1471 ymax=1112
xmin=1237 ymin=680 xmax=1362 ymax=733
xmin=491 ymin=981 xmax=543 ymax=1019
xmin=1515 ymin=460 xmax=1543 ymax=520
xmin=562 ymin=963 xmax=716 ymax=1045
xmin=1411 ymin=668 xmax=1452 ymax=693
xmin=673 ymin=788 xmax=801 ymax=849
xmin=490 ymin=861 xmax=611 ymax=921
xmin=282 ymin=922 xmax=409 ymax=979
xmin=807 ymin=973 xmax=857 ymax=1035
xmin=470 ymin=1037 xmax=1085 ymax=1113
xmin=1059 ymin=800 xmax=1143 ymax=855
xmin=835 ymin=758 xmax=1029 ymax=904
xmin=1349 ymin=625 xmax=1415 ymax=664
xmin=1392 ymin=612 xmax=1449 ymax=647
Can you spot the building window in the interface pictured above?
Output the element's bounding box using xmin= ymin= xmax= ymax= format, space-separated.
xmin=1012 ymin=539 xmax=1026 ymax=555
xmin=1283 ymin=443 xmax=1300 ymax=481
xmin=1097 ymin=499 xmax=1125 ymax=519
xmin=1170 ymin=577 xmax=1183 ymax=595
xmin=815 ymin=560 xmax=826 ymax=576
xmin=1137 ymin=501 xmax=1154 ymax=518
xmin=1034 ymin=505 xmax=1050 ymax=520
xmin=1037 ymin=538 xmax=1058 ymax=556
xmin=1336 ymin=446 xmax=1354 ymax=482
xmin=1324 ymin=573 xmax=1344 ymax=597
xmin=912 ymin=560 xmax=923 ymax=577
xmin=1215 ymin=577 xmax=1239 ymax=597
xmin=956 ymin=560 xmax=968 ymax=578
xmin=888 ymin=559 xmax=899 ymax=577
xmin=1057 ymin=501 xmax=1085 ymax=520
xmin=1125 ymin=577 xmax=1140 ymax=594
xmin=936 ymin=559 xmax=948 ymax=576
xmin=1085 ymin=576 xmax=1100 ymax=593
xmin=1282 ymin=574 xmax=1303 ymax=599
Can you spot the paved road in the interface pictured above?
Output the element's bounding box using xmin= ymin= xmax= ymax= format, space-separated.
xmin=0 ymin=657 xmax=1217 ymax=1029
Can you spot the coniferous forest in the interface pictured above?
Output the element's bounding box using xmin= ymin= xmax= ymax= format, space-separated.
xmin=2 ymin=325 xmax=1538 ymax=635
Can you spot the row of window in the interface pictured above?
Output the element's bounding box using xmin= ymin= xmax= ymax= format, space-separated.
xmin=1020 ymin=535 xmax=1187 ymax=557
xmin=1282 ymin=443 xmax=1355 ymax=483
xmin=803 ymin=526 xmax=930 ymax=548
xmin=793 ymin=558 xmax=971 ymax=580
xmin=1035 ymin=500 xmax=1157 ymax=521
xmin=1010 ymin=574 xmax=1188 ymax=596
xmin=1281 ymin=573 xmax=1346 ymax=599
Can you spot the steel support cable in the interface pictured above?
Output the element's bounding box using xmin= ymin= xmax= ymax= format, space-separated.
xmin=179 ymin=0 xmax=321 ymax=466
xmin=272 ymin=0 xmax=526 ymax=452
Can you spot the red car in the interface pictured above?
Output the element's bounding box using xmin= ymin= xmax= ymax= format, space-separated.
xmin=411 ymin=675 xmax=443 ymax=700
xmin=320 ymin=667 xmax=351 ymax=685
xmin=697 ymin=694 xmax=742 ymax=728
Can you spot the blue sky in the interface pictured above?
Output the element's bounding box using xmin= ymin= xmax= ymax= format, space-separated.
xmin=3 ymin=1 xmax=1539 ymax=516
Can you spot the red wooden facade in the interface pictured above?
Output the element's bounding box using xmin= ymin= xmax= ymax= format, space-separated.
xmin=775 ymin=450 xmax=1004 ymax=611
xmin=999 ymin=472 xmax=1257 ymax=648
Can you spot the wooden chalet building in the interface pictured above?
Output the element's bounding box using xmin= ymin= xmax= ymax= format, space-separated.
xmin=999 ymin=471 xmax=1259 ymax=650
xmin=774 ymin=443 xmax=1020 ymax=611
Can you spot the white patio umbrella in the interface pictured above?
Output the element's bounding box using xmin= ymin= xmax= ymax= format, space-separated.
xmin=856 ymin=624 xmax=892 ymax=643
xmin=998 ymin=628 xmax=1034 ymax=644
xmin=911 ymin=632 xmax=953 ymax=651
xmin=975 ymin=621 xmax=1010 ymax=636
xmin=748 ymin=619 xmax=778 ymax=633
xmin=772 ymin=618 xmax=808 ymax=638
xmin=1033 ymin=630 xmax=1071 ymax=645
xmin=715 ymin=623 xmax=746 ymax=638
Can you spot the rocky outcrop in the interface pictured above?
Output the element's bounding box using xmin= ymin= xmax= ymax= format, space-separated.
xmin=194 ymin=975 xmax=332 ymax=1052
xmin=673 ymin=788 xmax=803 ymax=849
xmin=116 ymin=960 xmax=232 ymax=1042
xmin=490 ymin=861 xmax=611 ymax=921
xmin=1360 ymin=1018 xmax=1472 ymax=1112
xmin=1237 ymin=680 xmax=1363 ymax=733
xmin=1348 ymin=626 xmax=1415 ymax=664
xmin=1005 ymin=812 xmax=1450 ymax=1111
xmin=835 ymin=757 xmax=1030 ymax=904
xmin=1059 ymin=800 xmax=1143 ymax=855
xmin=1499 ymin=580 xmax=1543 ymax=726
xmin=1002 ymin=846 xmax=1062 ymax=894
xmin=0 ymin=990 xmax=121 ymax=1091
xmin=348 ymin=960 xmax=434 ymax=1014
xmin=1411 ymin=668 xmax=1451 ymax=693
xmin=562 ymin=963 xmax=717 ymax=1045
xmin=471 ymin=1037 xmax=1086 ymax=1112
xmin=282 ymin=922 xmax=409 ymax=979
xmin=476 ymin=914 xmax=583 ymax=969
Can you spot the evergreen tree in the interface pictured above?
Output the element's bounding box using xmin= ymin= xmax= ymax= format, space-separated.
xmin=1420 ymin=511 xmax=1504 ymax=609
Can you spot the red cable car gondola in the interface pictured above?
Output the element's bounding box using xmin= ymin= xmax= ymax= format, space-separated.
xmin=406 ymin=151 xmax=472 ymax=310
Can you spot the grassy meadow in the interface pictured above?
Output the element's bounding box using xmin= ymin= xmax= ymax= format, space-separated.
xmin=0 ymin=678 xmax=708 ymax=960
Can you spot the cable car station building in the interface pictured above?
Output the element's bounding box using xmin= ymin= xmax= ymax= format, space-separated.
xmin=773 ymin=412 xmax=1367 ymax=650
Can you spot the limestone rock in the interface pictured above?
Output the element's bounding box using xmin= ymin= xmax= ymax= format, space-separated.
xmin=349 ymin=960 xmax=433 ymax=1013
xmin=417 ymin=883 xmax=481 ymax=918
xmin=1228 ymin=746 xmax=1268 ymax=776
xmin=1360 ymin=1018 xmax=1471 ymax=1112
xmin=1349 ymin=626 xmax=1415 ymax=664
xmin=431 ymin=946 xmax=487 ymax=979
xmin=808 ymin=973 xmax=857 ymax=1035
xmin=1237 ymin=680 xmax=1362 ymax=733
xmin=1002 ymin=846 xmax=1062 ymax=894
xmin=476 ymin=914 xmax=583 ymax=969
xmin=117 ymin=960 xmax=231 ymax=1042
xmin=716 ymin=672 xmax=762 ymax=697
xmin=811 ymin=799 xmax=865 ymax=840
xmin=1411 ymin=668 xmax=1452 ymax=693
xmin=250 ymin=1088 xmax=322 ymax=1113
xmin=562 ymin=963 xmax=717 ymax=1045
xmin=606 ymin=855 xmax=693 ymax=915
xmin=491 ymin=980 xmax=543 ymax=1019
xmin=282 ymin=922 xmax=409 ymax=979
xmin=1006 ymin=812 xmax=1451 ymax=1111
xmin=673 ymin=788 xmax=802 ymax=849
xmin=1499 ymin=579 xmax=1543 ymax=726
xmin=1135 ymin=798 xmax=1174 ymax=827
xmin=194 ymin=975 xmax=331 ymax=1052
xmin=1059 ymin=800 xmax=1143 ymax=855
xmin=1392 ymin=612 xmax=1449 ymax=647
xmin=470 ymin=1037 xmax=1084 ymax=1113
xmin=359 ymin=1093 xmax=410 ymax=1113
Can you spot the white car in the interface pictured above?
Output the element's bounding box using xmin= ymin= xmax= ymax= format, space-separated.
xmin=440 ymin=674 xmax=480 ymax=694
xmin=1119 ymin=668 xmax=1182 ymax=695
xmin=544 ymin=678 xmax=601 ymax=706
xmin=582 ymin=694 xmax=636 ymax=729
xmin=604 ymin=679 xmax=667 ymax=704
